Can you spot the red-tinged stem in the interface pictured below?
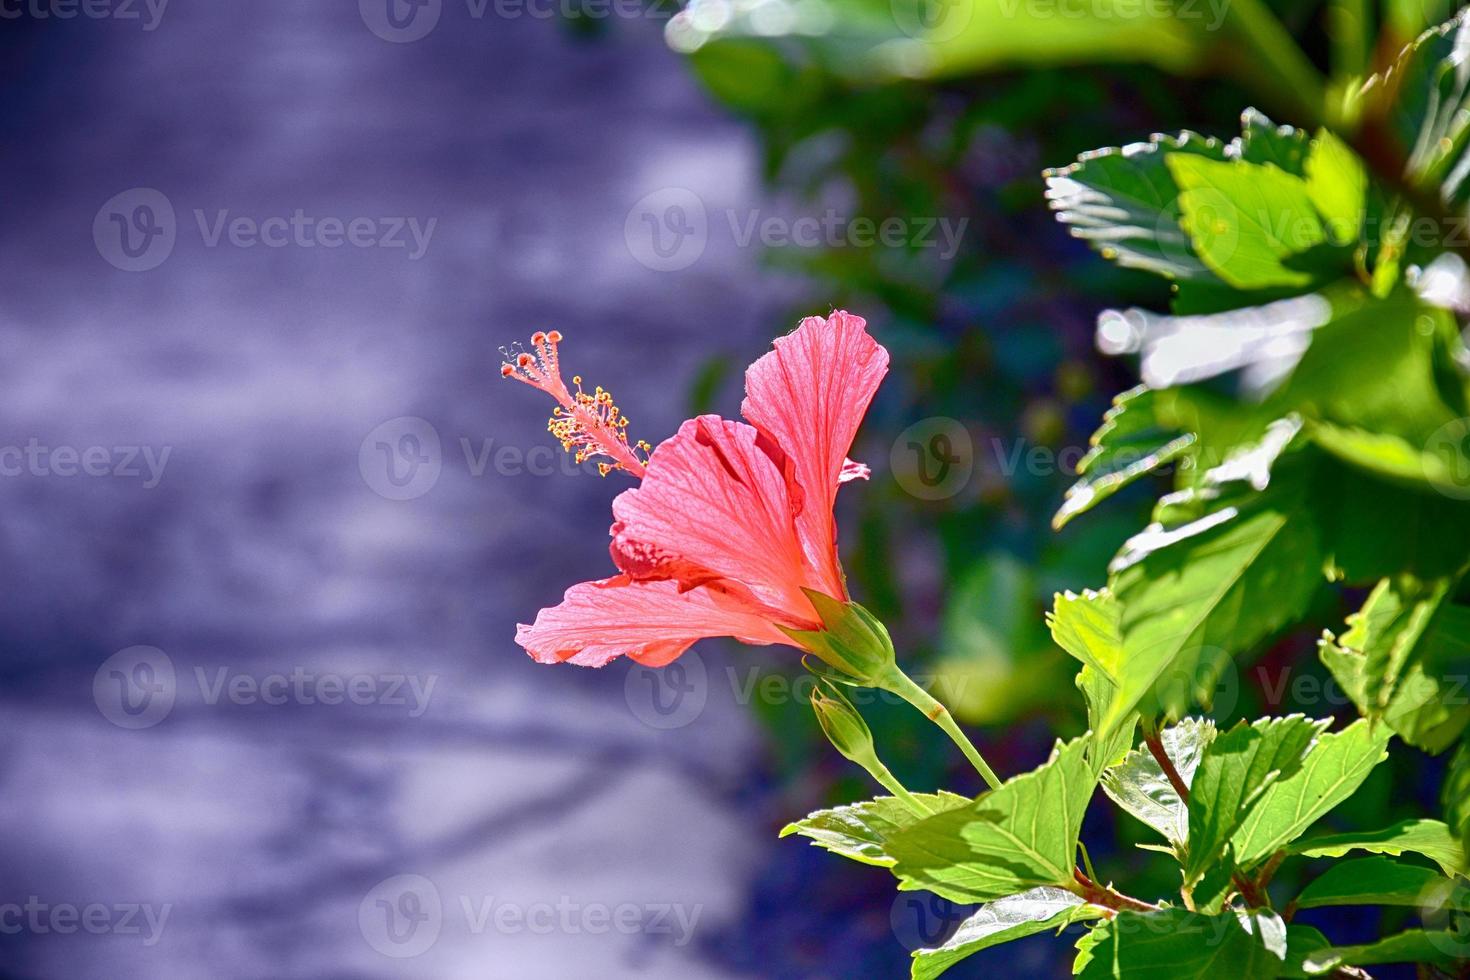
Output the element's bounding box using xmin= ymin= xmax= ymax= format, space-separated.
xmin=1145 ymin=734 xmax=1273 ymax=910
xmin=1071 ymin=868 xmax=1161 ymax=915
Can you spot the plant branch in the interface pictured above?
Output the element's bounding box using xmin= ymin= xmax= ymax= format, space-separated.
xmin=1145 ymin=734 xmax=1273 ymax=909
xmin=1071 ymin=867 xmax=1161 ymax=915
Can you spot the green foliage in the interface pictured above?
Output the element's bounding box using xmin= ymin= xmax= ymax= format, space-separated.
xmin=1291 ymin=818 xmax=1470 ymax=878
xmin=1072 ymin=908 xmax=1288 ymax=978
xmin=909 ymin=887 xmax=1103 ymax=980
xmin=780 ymin=792 xmax=972 ymax=866
xmin=1229 ymin=719 xmax=1392 ymax=869
xmin=718 ymin=5 xmax=1470 ymax=975
xmin=887 ymin=736 xmax=1094 ymax=903
xmin=1293 ymin=855 xmax=1464 ymax=909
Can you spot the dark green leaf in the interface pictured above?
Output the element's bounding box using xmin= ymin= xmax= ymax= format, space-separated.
xmin=1044 ymin=132 xmax=1229 ymax=281
xmin=1294 ymin=855 xmax=1464 ymax=909
xmin=1072 ymin=908 xmax=1286 ymax=978
xmin=1299 ymin=929 xmax=1469 ymax=973
xmin=1292 ymin=818 xmax=1470 ymax=878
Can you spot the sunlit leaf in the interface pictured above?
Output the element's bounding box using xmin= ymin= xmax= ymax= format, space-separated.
xmin=780 ymin=792 xmax=972 ymax=867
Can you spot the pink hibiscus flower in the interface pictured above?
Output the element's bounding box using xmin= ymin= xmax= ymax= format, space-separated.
xmin=501 ymin=311 xmax=890 ymax=668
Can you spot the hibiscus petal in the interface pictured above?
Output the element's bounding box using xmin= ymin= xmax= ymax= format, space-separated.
xmin=741 ymin=310 xmax=889 ymax=595
xmin=514 ymin=575 xmax=793 ymax=667
xmin=609 ymin=415 xmax=819 ymax=623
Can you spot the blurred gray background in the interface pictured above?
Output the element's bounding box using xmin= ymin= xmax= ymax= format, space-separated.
xmin=0 ymin=2 xmax=817 ymax=976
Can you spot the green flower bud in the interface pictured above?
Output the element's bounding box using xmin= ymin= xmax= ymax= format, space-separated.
xmin=808 ymin=675 xmax=877 ymax=767
xmin=780 ymin=590 xmax=898 ymax=687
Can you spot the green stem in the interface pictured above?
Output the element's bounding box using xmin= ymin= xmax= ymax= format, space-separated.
xmin=883 ymin=667 xmax=1003 ymax=791
xmin=870 ymin=760 xmax=934 ymax=817
xmin=1216 ymin=0 xmax=1331 ymax=128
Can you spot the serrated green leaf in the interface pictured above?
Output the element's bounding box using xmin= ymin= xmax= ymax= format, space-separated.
xmin=1166 ymin=155 xmax=1328 ymax=289
xmin=1302 ymin=129 xmax=1366 ymax=245
xmin=1049 ymin=589 xmax=1123 ymax=679
xmin=779 ymin=792 xmax=971 ymax=868
xmin=1265 ymin=291 xmax=1464 ymax=482
xmin=1101 ymin=718 xmax=1215 ymax=847
xmin=1105 ymin=442 xmax=1323 ymax=732
xmin=911 ymin=886 xmax=1103 ymax=980
xmin=1320 ymin=578 xmax=1470 ymax=752
xmin=888 ymin=737 xmax=1093 ymax=903
xmin=1377 ymin=10 xmax=1470 ymax=205
xmin=1301 ymin=929 xmax=1468 ymax=973
xmin=1072 ymin=908 xmax=1286 ymax=978
xmin=1048 ymin=590 xmax=1137 ymax=771
xmin=1236 ymin=109 xmax=1310 ymax=176
xmin=1294 ymin=855 xmax=1465 ymax=909
xmin=1229 ymin=719 xmax=1393 ymax=869
xmin=1292 ymin=818 xmax=1470 ymax=878
xmin=1184 ymin=716 xmax=1324 ymax=886
xmin=1044 ymin=132 xmax=1229 ymax=281
xmin=1054 ymin=386 xmax=1196 ymax=530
